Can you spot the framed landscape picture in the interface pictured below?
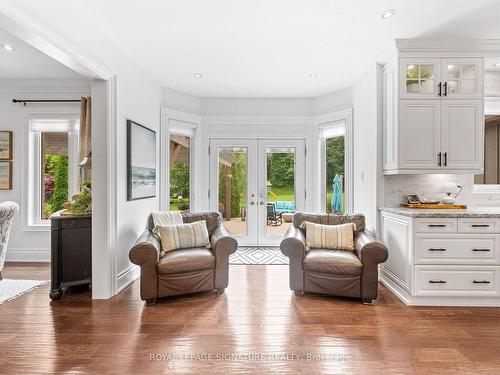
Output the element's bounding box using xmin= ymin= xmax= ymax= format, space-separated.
xmin=0 ymin=131 xmax=13 ymax=160
xmin=127 ymin=120 xmax=156 ymax=200
xmin=0 ymin=161 xmax=12 ymax=190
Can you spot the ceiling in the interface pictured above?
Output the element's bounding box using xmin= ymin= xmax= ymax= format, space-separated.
xmin=5 ymin=0 xmax=500 ymax=97
xmin=0 ymin=27 xmax=83 ymax=79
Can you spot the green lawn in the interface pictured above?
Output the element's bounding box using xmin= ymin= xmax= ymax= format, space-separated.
xmin=267 ymin=186 xmax=295 ymax=202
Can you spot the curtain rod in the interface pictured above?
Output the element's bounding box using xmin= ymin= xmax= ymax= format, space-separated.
xmin=12 ymin=99 xmax=81 ymax=106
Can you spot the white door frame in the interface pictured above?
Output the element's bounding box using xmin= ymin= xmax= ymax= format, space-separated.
xmin=210 ymin=138 xmax=305 ymax=246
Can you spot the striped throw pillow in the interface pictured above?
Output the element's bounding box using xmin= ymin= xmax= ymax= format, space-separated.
xmin=300 ymin=221 xmax=357 ymax=251
xmin=154 ymin=220 xmax=210 ymax=256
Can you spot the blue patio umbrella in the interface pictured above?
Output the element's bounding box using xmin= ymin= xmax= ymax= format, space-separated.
xmin=331 ymin=174 xmax=342 ymax=213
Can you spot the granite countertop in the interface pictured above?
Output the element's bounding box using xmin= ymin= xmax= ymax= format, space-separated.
xmin=379 ymin=206 xmax=500 ymax=218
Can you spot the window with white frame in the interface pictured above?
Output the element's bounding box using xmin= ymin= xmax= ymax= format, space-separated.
xmin=320 ymin=121 xmax=346 ymax=213
xmin=28 ymin=116 xmax=79 ymax=226
xmin=168 ymin=121 xmax=195 ymax=212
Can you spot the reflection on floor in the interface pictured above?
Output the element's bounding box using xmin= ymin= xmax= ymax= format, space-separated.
xmin=222 ymin=218 xmax=291 ymax=236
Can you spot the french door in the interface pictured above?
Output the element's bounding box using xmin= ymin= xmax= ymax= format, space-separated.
xmin=209 ymin=139 xmax=305 ymax=246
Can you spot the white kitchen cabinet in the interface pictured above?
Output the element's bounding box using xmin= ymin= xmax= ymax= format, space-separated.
xmin=380 ymin=210 xmax=500 ymax=306
xmin=398 ymin=100 xmax=441 ymax=170
xmin=441 ymin=100 xmax=483 ymax=170
xmin=383 ymin=41 xmax=485 ymax=174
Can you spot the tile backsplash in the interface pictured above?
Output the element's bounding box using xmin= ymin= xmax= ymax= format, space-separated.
xmin=384 ymin=174 xmax=500 ymax=207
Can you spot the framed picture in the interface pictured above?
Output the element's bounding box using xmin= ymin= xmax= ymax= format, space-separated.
xmin=127 ymin=120 xmax=156 ymax=200
xmin=406 ymin=194 xmax=421 ymax=204
xmin=0 ymin=161 xmax=12 ymax=190
xmin=0 ymin=131 xmax=13 ymax=160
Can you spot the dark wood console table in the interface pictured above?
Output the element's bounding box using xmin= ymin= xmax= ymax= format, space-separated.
xmin=49 ymin=212 xmax=92 ymax=300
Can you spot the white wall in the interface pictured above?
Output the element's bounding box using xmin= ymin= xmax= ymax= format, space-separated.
xmin=162 ymin=87 xmax=202 ymax=115
xmin=352 ymin=64 xmax=383 ymax=233
xmin=314 ymin=87 xmax=353 ymax=116
xmin=200 ymin=97 xmax=315 ymax=117
xmin=0 ymin=79 xmax=90 ymax=261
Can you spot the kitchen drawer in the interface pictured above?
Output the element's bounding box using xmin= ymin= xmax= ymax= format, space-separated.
xmin=415 ymin=266 xmax=500 ymax=297
xmin=457 ymin=218 xmax=500 ymax=233
xmin=415 ymin=218 xmax=457 ymax=233
xmin=415 ymin=234 xmax=500 ymax=265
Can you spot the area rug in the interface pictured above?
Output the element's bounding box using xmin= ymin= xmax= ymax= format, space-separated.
xmin=0 ymin=279 xmax=48 ymax=304
xmin=230 ymin=247 xmax=288 ymax=265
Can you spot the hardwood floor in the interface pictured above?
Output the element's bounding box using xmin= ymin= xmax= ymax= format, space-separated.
xmin=1 ymin=262 xmax=500 ymax=374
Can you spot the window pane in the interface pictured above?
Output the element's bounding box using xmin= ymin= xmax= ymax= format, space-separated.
xmin=218 ymin=147 xmax=247 ymax=236
xmin=42 ymin=132 xmax=69 ymax=219
xmin=266 ymin=148 xmax=295 ymax=236
xmin=169 ymin=134 xmax=190 ymax=211
xmin=325 ymin=136 xmax=345 ymax=213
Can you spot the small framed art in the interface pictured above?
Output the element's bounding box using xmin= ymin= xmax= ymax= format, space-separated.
xmin=0 ymin=161 xmax=12 ymax=190
xmin=0 ymin=131 xmax=13 ymax=160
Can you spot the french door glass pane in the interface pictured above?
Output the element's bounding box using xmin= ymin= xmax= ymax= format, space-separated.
xmin=218 ymin=147 xmax=248 ymax=236
xmin=325 ymin=136 xmax=345 ymax=214
xmin=169 ymin=134 xmax=190 ymax=211
xmin=266 ymin=147 xmax=295 ymax=236
xmin=42 ymin=132 xmax=69 ymax=219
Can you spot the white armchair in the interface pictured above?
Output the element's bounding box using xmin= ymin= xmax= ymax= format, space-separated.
xmin=0 ymin=201 xmax=19 ymax=280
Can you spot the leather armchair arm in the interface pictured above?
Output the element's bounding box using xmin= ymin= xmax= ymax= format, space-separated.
xmin=280 ymin=225 xmax=306 ymax=292
xmin=280 ymin=225 xmax=306 ymax=259
xmin=129 ymin=230 xmax=160 ymax=266
xmin=354 ymin=231 xmax=388 ymax=265
xmin=129 ymin=230 xmax=160 ymax=301
xmin=354 ymin=230 xmax=388 ymax=302
xmin=210 ymin=226 xmax=238 ymax=290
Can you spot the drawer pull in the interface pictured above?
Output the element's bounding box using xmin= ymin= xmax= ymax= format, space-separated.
xmin=428 ymin=224 xmax=446 ymax=228
xmin=473 ymin=280 xmax=491 ymax=284
xmin=471 ymin=224 xmax=490 ymax=228
xmin=429 ymin=248 xmax=446 ymax=252
xmin=472 ymin=248 xmax=491 ymax=252
xmin=429 ymin=280 xmax=446 ymax=284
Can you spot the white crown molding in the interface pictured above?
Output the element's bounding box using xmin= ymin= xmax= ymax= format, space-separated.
xmin=0 ymin=0 xmax=113 ymax=79
xmin=314 ymin=108 xmax=353 ymax=126
xmin=396 ymin=39 xmax=500 ymax=53
xmin=161 ymin=108 xmax=201 ymax=126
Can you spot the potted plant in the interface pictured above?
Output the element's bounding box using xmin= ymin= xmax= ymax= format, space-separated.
xmin=62 ymin=181 xmax=92 ymax=216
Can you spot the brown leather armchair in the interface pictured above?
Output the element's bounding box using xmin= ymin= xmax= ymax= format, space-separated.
xmin=280 ymin=212 xmax=388 ymax=304
xmin=129 ymin=212 xmax=238 ymax=304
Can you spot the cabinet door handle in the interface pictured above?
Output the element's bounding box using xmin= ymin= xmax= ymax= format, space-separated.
xmin=472 ymin=224 xmax=490 ymax=228
xmin=443 ymin=82 xmax=448 ymax=96
xmin=429 ymin=280 xmax=446 ymax=284
xmin=437 ymin=152 xmax=442 ymax=166
xmin=429 ymin=248 xmax=446 ymax=252
xmin=472 ymin=248 xmax=491 ymax=252
xmin=428 ymin=224 xmax=446 ymax=228
xmin=443 ymin=152 xmax=448 ymax=167
xmin=438 ymin=82 xmax=442 ymax=96
xmin=473 ymin=280 xmax=491 ymax=284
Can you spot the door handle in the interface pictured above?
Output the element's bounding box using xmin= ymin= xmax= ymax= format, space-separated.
xmin=428 ymin=224 xmax=446 ymax=228
xmin=429 ymin=280 xmax=446 ymax=284
xmin=443 ymin=82 xmax=448 ymax=96
xmin=443 ymin=152 xmax=448 ymax=167
xmin=429 ymin=248 xmax=446 ymax=252
xmin=472 ymin=224 xmax=490 ymax=228
xmin=437 ymin=152 xmax=442 ymax=166
xmin=250 ymin=201 xmax=255 ymax=205
xmin=473 ymin=248 xmax=491 ymax=252
xmin=438 ymin=82 xmax=442 ymax=96
xmin=259 ymin=201 xmax=264 ymax=205
xmin=473 ymin=280 xmax=491 ymax=284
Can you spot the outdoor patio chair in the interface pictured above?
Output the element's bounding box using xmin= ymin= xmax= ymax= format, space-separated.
xmin=267 ymin=203 xmax=283 ymax=226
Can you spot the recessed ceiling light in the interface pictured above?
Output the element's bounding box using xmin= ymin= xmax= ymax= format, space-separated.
xmin=309 ymin=73 xmax=318 ymax=78
xmin=2 ymin=44 xmax=14 ymax=51
xmin=382 ymin=9 xmax=396 ymax=19
xmin=495 ymin=62 xmax=500 ymax=67
xmin=193 ymin=73 xmax=202 ymax=78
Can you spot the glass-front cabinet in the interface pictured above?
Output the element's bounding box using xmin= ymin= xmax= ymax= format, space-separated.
xmin=400 ymin=58 xmax=441 ymax=99
xmin=399 ymin=57 xmax=483 ymax=100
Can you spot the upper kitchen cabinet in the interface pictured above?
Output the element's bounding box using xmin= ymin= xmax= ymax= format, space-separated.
xmin=383 ymin=40 xmax=493 ymax=175
xmin=400 ymin=57 xmax=483 ymax=100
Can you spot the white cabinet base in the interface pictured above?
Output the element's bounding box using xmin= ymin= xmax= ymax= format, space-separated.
xmin=380 ymin=269 xmax=500 ymax=307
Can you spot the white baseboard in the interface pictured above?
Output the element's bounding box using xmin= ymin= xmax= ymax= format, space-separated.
xmin=116 ymin=265 xmax=140 ymax=294
xmin=5 ymin=248 xmax=50 ymax=262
